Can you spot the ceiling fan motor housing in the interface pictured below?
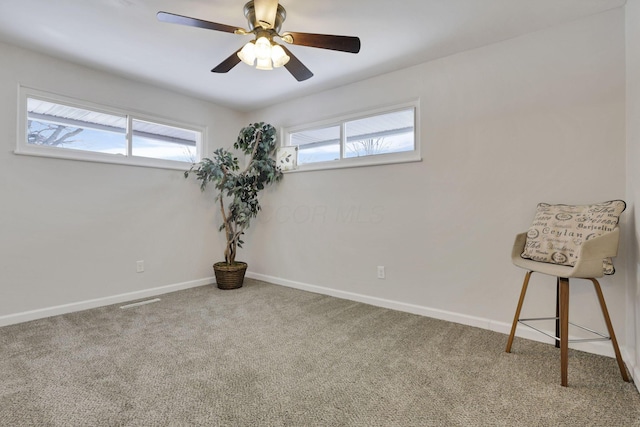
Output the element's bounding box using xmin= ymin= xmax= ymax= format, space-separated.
xmin=243 ymin=1 xmax=286 ymax=32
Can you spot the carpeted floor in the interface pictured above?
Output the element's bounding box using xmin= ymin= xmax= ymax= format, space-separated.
xmin=1 ymin=278 xmax=639 ymax=426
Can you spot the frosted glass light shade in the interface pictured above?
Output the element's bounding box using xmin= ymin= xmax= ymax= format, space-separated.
xmin=256 ymin=57 xmax=273 ymax=70
xmin=271 ymin=44 xmax=290 ymax=68
xmin=237 ymin=42 xmax=256 ymax=66
xmin=254 ymin=37 xmax=272 ymax=61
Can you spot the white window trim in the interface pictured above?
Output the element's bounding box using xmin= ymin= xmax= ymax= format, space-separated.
xmin=281 ymin=100 xmax=421 ymax=173
xmin=16 ymin=86 xmax=206 ymax=171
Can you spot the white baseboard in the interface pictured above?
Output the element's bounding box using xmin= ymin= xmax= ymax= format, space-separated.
xmin=0 ymin=277 xmax=215 ymax=327
xmin=623 ymin=348 xmax=640 ymax=386
xmin=246 ymin=272 xmax=626 ymax=361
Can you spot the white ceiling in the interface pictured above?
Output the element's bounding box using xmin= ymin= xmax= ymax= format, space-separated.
xmin=0 ymin=0 xmax=627 ymax=112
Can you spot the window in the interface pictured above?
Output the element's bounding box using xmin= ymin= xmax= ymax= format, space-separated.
xmin=285 ymin=102 xmax=420 ymax=171
xmin=17 ymin=87 xmax=203 ymax=169
xmin=131 ymin=119 xmax=197 ymax=163
xmin=293 ymin=125 xmax=340 ymax=164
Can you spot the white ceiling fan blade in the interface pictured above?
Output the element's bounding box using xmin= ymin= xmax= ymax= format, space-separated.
xmin=253 ymin=0 xmax=279 ymax=29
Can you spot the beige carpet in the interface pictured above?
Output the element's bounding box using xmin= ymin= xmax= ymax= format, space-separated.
xmin=1 ymin=278 xmax=639 ymax=426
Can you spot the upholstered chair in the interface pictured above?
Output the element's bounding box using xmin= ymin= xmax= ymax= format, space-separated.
xmin=505 ymin=201 xmax=629 ymax=387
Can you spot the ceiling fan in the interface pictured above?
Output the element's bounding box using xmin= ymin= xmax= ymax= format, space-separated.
xmin=157 ymin=0 xmax=361 ymax=82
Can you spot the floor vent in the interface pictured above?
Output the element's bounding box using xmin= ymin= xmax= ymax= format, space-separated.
xmin=120 ymin=298 xmax=161 ymax=309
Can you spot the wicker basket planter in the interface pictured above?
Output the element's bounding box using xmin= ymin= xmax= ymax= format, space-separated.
xmin=213 ymin=261 xmax=248 ymax=290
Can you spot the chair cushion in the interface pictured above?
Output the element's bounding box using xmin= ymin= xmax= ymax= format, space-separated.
xmin=520 ymin=200 xmax=625 ymax=275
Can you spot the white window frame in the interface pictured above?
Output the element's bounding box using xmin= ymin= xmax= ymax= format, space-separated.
xmin=16 ymin=86 xmax=205 ymax=170
xmin=282 ymin=100 xmax=421 ymax=172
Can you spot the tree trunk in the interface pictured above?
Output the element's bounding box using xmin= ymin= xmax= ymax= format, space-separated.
xmin=225 ymin=236 xmax=236 ymax=265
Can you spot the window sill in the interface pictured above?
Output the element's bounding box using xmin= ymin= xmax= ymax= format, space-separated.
xmin=14 ymin=146 xmax=193 ymax=171
xmin=284 ymin=153 xmax=422 ymax=173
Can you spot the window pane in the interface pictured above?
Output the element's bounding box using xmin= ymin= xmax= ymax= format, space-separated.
xmin=132 ymin=119 xmax=198 ymax=163
xmin=291 ymin=125 xmax=340 ymax=165
xmin=344 ymin=109 xmax=414 ymax=158
xmin=27 ymin=98 xmax=127 ymax=154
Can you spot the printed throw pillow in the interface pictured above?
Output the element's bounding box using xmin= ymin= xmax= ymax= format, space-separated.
xmin=520 ymin=200 xmax=626 ymax=275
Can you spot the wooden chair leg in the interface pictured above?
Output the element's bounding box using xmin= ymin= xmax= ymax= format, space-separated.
xmin=589 ymin=278 xmax=630 ymax=382
xmin=555 ymin=278 xmax=560 ymax=349
xmin=506 ymin=271 xmax=533 ymax=353
xmin=559 ymin=277 xmax=570 ymax=387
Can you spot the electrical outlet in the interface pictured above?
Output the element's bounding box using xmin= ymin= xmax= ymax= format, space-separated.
xmin=136 ymin=260 xmax=144 ymax=273
xmin=377 ymin=266 xmax=385 ymax=279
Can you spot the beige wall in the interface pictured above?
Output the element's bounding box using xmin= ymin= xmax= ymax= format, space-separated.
xmin=246 ymin=9 xmax=628 ymax=358
xmin=0 ymin=41 xmax=244 ymax=322
xmin=626 ymin=0 xmax=640 ymax=384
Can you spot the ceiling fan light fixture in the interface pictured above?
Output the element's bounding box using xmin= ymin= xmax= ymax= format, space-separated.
xmin=271 ymin=43 xmax=290 ymax=68
xmin=237 ymin=41 xmax=256 ymax=66
xmin=245 ymin=34 xmax=288 ymax=70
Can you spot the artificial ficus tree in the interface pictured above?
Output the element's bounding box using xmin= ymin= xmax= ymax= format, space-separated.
xmin=185 ymin=122 xmax=283 ymax=265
